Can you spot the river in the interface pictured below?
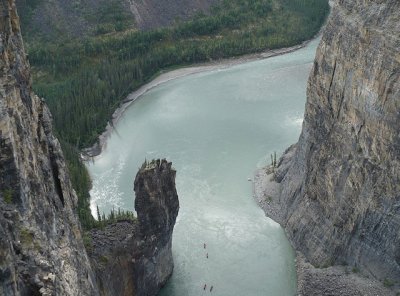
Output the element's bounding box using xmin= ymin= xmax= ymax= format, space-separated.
xmin=86 ymin=37 xmax=320 ymax=296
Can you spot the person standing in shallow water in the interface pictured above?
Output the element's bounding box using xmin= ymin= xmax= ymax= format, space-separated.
xmin=203 ymin=284 xmax=207 ymax=290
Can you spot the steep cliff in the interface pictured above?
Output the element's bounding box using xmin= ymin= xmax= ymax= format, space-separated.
xmin=0 ymin=2 xmax=180 ymax=295
xmin=257 ymin=0 xmax=400 ymax=289
xmin=0 ymin=1 xmax=98 ymax=295
xmin=88 ymin=159 xmax=179 ymax=296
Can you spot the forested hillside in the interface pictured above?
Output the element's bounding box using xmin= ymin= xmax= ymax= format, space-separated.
xmin=16 ymin=0 xmax=218 ymax=39
xmin=19 ymin=0 xmax=329 ymax=229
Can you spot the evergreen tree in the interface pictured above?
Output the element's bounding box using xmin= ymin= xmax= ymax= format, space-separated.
xmin=97 ymin=205 xmax=101 ymax=222
xmin=22 ymin=0 xmax=329 ymax=229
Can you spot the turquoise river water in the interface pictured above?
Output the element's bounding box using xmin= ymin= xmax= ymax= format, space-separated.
xmin=87 ymin=38 xmax=320 ymax=296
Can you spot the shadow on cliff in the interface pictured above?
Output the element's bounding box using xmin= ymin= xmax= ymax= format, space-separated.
xmin=88 ymin=159 xmax=179 ymax=296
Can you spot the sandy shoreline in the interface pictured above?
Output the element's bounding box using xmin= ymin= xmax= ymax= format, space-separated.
xmin=81 ymin=39 xmax=315 ymax=159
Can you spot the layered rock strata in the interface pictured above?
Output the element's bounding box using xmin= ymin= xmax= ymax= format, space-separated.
xmin=257 ymin=0 xmax=400 ymax=289
xmin=0 ymin=1 xmax=98 ymax=295
xmin=89 ymin=159 xmax=179 ymax=296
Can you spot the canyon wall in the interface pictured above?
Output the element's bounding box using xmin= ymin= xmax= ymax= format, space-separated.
xmin=270 ymin=0 xmax=400 ymax=281
xmin=0 ymin=2 xmax=179 ymax=295
xmin=0 ymin=1 xmax=98 ymax=294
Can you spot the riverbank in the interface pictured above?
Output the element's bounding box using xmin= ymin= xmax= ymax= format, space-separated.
xmin=253 ymin=166 xmax=396 ymax=296
xmin=86 ymin=41 xmax=316 ymax=295
xmin=81 ymin=39 xmax=315 ymax=159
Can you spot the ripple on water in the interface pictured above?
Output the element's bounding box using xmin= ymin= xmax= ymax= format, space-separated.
xmin=87 ymin=37 xmax=321 ymax=296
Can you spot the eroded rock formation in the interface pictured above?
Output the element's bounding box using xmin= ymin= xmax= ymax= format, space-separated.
xmin=258 ymin=0 xmax=400 ymax=288
xmin=0 ymin=1 xmax=98 ymax=295
xmin=88 ymin=159 xmax=179 ymax=296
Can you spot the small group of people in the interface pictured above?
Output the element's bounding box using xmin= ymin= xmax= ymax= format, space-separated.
xmin=204 ymin=243 xmax=209 ymax=259
xmin=203 ymin=284 xmax=213 ymax=292
xmin=203 ymin=243 xmax=214 ymax=292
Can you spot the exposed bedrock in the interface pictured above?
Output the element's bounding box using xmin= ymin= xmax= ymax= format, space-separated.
xmin=89 ymin=159 xmax=179 ymax=296
xmin=0 ymin=1 xmax=98 ymax=295
xmin=0 ymin=1 xmax=180 ymax=294
xmin=127 ymin=0 xmax=218 ymax=30
xmin=262 ymin=0 xmax=400 ymax=284
xmin=15 ymin=0 xmax=219 ymax=39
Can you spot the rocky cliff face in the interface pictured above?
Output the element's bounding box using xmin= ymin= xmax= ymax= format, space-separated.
xmin=0 ymin=1 xmax=98 ymax=295
xmin=88 ymin=159 xmax=179 ymax=296
xmin=127 ymin=0 xmax=218 ymax=30
xmin=16 ymin=0 xmax=219 ymax=40
xmin=263 ymin=0 xmax=400 ymax=284
xmin=0 ymin=2 xmax=180 ymax=294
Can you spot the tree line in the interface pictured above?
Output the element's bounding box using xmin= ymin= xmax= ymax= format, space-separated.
xmin=24 ymin=0 xmax=330 ymax=229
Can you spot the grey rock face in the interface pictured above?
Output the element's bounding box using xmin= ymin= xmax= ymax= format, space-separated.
xmin=1 ymin=1 xmax=180 ymax=295
xmin=134 ymin=159 xmax=179 ymax=240
xmin=0 ymin=1 xmax=98 ymax=295
xmin=127 ymin=0 xmax=219 ymax=30
xmin=89 ymin=159 xmax=179 ymax=296
xmin=274 ymin=0 xmax=400 ymax=281
xmin=15 ymin=0 xmax=219 ymax=39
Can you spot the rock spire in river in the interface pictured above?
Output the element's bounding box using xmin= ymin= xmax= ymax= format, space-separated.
xmin=135 ymin=159 xmax=180 ymax=239
xmin=88 ymin=159 xmax=179 ymax=296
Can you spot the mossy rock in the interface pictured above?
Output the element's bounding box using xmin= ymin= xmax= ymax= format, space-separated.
xmin=20 ymin=228 xmax=34 ymax=247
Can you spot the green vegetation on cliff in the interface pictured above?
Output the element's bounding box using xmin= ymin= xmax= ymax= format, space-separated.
xmin=20 ymin=0 xmax=329 ymax=229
